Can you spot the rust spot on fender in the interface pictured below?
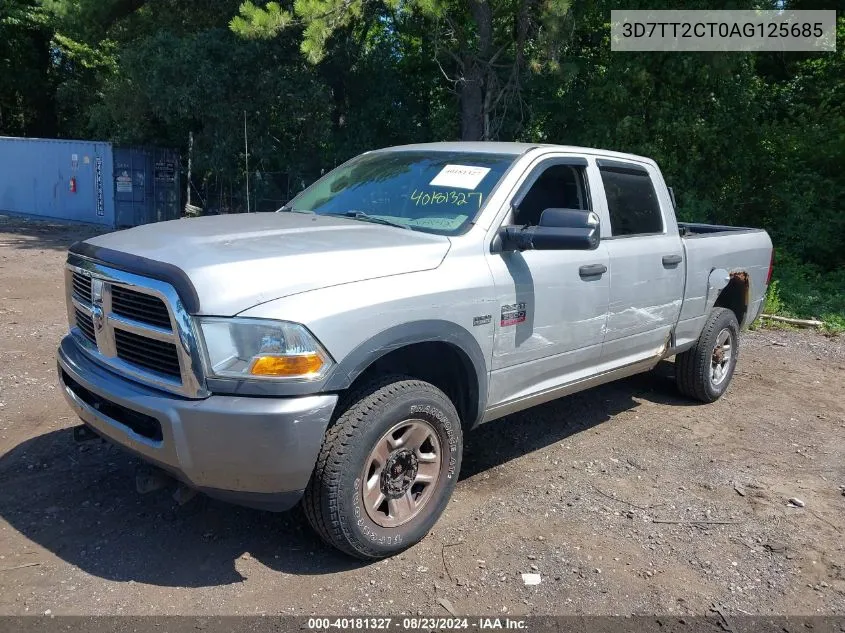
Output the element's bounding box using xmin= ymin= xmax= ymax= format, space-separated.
xmin=729 ymin=271 xmax=750 ymax=304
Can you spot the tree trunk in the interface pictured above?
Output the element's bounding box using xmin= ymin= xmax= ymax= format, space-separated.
xmin=29 ymin=28 xmax=58 ymax=137
xmin=460 ymin=0 xmax=493 ymax=141
xmin=460 ymin=58 xmax=484 ymax=141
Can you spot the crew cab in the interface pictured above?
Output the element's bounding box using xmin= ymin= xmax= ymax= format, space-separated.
xmin=58 ymin=142 xmax=774 ymax=559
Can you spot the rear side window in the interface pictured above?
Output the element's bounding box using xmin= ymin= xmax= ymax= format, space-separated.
xmin=599 ymin=165 xmax=663 ymax=237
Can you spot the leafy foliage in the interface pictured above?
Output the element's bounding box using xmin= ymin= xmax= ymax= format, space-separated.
xmin=0 ymin=0 xmax=843 ymax=324
xmin=0 ymin=0 xmax=55 ymax=135
xmin=229 ymin=1 xmax=293 ymax=42
xmin=232 ymin=0 xmax=574 ymax=139
xmin=766 ymin=253 xmax=845 ymax=333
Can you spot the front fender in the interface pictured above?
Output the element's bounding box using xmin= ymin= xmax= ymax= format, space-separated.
xmin=323 ymin=320 xmax=488 ymax=428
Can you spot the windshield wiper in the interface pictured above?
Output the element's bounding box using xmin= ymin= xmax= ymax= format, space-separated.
xmin=326 ymin=211 xmax=411 ymax=230
xmin=276 ymin=205 xmax=312 ymax=214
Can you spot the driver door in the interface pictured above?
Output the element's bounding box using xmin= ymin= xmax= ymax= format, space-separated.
xmin=485 ymin=157 xmax=611 ymax=410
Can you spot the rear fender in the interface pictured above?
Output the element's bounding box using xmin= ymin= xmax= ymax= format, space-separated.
xmin=706 ymin=268 xmax=730 ymax=314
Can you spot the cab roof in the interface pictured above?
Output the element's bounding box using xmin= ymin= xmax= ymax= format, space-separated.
xmin=375 ymin=141 xmax=654 ymax=165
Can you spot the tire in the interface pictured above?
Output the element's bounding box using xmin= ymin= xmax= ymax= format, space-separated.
xmin=675 ymin=307 xmax=740 ymax=403
xmin=303 ymin=375 xmax=463 ymax=560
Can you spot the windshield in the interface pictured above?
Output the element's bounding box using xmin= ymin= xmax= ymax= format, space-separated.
xmin=286 ymin=151 xmax=515 ymax=235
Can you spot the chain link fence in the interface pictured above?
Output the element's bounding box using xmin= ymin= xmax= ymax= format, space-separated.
xmin=185 ymin=171 xmax=301 ymax=216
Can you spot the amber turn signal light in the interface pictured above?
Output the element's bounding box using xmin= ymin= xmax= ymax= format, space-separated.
xmin=249 ymin=354 xmax=324 ymax=377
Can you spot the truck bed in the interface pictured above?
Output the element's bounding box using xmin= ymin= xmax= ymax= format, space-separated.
xmin=678 ymin=222 xmax=766 ymax=238
xmin=674 ymin=222 xmax=773 ymax=350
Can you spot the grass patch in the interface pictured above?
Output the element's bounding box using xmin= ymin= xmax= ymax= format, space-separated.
xmin=762 ymin=253 xmax=845 ymax=333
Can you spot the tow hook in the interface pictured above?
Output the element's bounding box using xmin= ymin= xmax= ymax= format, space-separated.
xmin=135 ymin=463 xmax=173 ymax=495
xmin=172 ymin=483 xmax=198 ymax=506
xmin=72 ymin=425 xmax=99 ymax=443
xmin=135 ymin=464 xmax=198 ymax=506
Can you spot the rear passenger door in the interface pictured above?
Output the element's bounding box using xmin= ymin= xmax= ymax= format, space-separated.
xmin=595 ymin=159 xmax=685 ymax=366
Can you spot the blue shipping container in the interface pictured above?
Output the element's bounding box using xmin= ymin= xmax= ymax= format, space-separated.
xmin=0 ymin=136 xmax=180 ymax=228
xmin=113 ymin=146 xmax=181 ymax=228
xmin=0 ymin=137 xmax=115 ymax=226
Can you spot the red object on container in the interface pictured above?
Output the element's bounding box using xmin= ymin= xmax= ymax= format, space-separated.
xmin=69 ymin=176 xmax=77 ymax=193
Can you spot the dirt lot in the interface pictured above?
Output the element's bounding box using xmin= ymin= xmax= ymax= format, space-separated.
xmin=0 ymin=215 xmax=843 ymax=617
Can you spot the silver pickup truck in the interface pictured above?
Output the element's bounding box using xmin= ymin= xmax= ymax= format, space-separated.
xmin=58 ymin=142 xmax=773 ymax=559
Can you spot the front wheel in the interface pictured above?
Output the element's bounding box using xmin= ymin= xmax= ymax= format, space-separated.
xmin=675 ymin=307 xmax=740 ymax=403
xmin=303 ymin=375 xmax=463 ymax=560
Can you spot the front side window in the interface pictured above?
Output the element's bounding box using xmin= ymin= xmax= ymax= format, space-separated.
xmin=513 ymin=163 xmax=590 ymax=227
xmin=599 ymin=165 xmax=663 ymax=237
xmin=287 ymin=151 xmax=515 ymax=235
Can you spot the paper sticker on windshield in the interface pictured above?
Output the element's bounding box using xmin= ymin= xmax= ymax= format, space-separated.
xmin=430 ymin=165 xmax=491 ymax=190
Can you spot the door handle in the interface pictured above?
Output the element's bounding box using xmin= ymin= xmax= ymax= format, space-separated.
xmin=579 ymin=264 xmax=607 ymax=278
xmin=662 ymin=254 xmax=682 ymax=267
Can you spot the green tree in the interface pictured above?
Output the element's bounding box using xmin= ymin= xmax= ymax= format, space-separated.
xmin=230 ymin=0 xmax=571 ymax=140
xmin=758 ymin=17 xmax=845 ymax=268
xmin=0 ymin=0 xmax=56 ymax=136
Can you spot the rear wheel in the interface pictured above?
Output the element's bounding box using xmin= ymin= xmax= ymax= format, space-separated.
xmin=675 ymin=307 xmax=740 ymax=403
xmin=303 ymin=375 xmax=462 ymax=560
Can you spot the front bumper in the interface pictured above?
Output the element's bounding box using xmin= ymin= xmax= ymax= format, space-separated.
xmin=57 ymin=336 xmax=338 ymax=511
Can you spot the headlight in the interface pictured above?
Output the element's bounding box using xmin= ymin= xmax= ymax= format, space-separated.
xmin=197 ymin=317 xmax=333 ymax=381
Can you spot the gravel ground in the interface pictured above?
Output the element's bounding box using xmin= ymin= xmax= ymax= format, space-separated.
xmin=0 ymin=215 xmax=843 ymax=616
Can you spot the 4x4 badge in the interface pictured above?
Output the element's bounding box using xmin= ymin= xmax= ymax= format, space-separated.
xmin=472 ymin=314 xmax=492 ymax=326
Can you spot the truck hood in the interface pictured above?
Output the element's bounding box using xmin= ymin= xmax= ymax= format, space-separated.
xmin=79 ymin=213 xmax=451 ymax=315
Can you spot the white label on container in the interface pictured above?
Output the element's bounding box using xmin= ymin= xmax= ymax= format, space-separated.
xmin=116 ymin=171 xmax=133 ymax=193
xmin=95 ymin=156 xmax=104 ymax=216
xmin=430 ymin=164 xmax=491 ymax=190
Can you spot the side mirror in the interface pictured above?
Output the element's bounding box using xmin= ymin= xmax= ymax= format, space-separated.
xmin=499 ymin=209 xmax=600 ymax=252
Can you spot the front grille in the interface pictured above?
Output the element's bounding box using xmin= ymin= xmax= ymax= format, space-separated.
xmin=65 ymin=261 xmax=203 ymax=397
xmin=114 ymin=328 xmax=181 ymax=379
xmin=72 ymin=272 xmax=92 ymax=303
xmin=111 ymin=286 xmax=172 ymax=329
xmin=74 ymin=307 xmax=96 ymax=344
xmin=61 ymin=369 xmax=163 ymax=442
